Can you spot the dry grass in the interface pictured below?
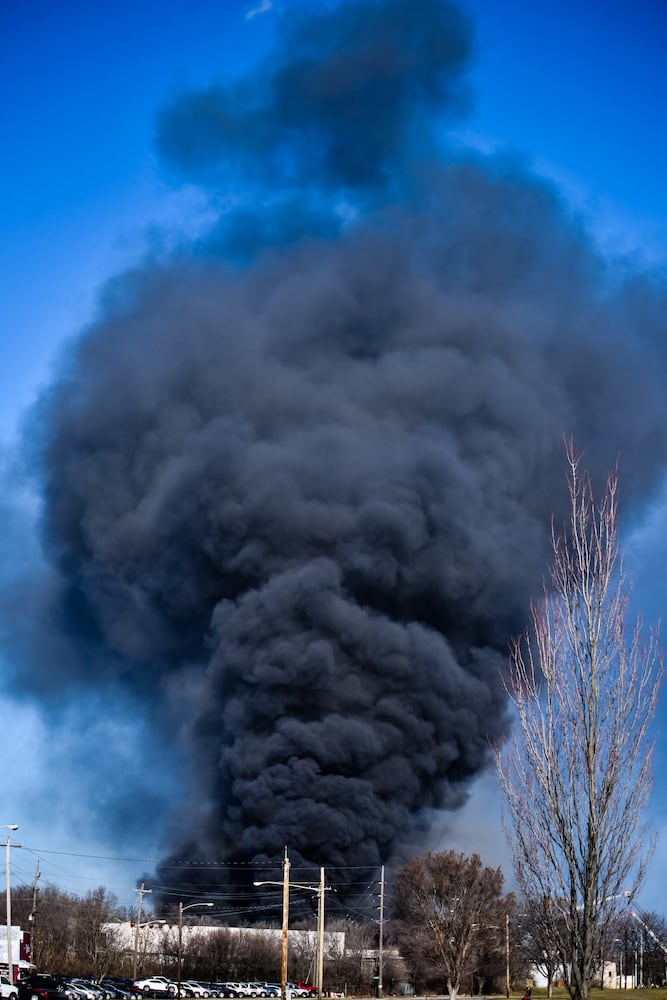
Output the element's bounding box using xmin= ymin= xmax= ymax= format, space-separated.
xmin=526 ymin=991 xmax=667 ymax=1000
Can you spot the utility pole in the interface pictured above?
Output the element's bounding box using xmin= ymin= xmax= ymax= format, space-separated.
xmin=4 ymin=827 xmax=19 ymax=984
xmin=281 ymin=848 xmax=290 ymax=1000
xmin=132 ymin=883 xmax=152 ymax=980
xmin=505 ymin=912 xmax=510 ymax=999
xmin=377 ymin=866 xmax=385 ymax=999
xmin=316 ymin=868 xmax=332 ymax=1000
xmin=254 ymin=851 xmax=329 ymax=1000
xmin=28 ymin=865 xmax=40 ymax=967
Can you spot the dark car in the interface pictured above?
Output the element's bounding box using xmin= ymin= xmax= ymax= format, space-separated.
xmin=17 ymin=977 xmax=73 ymax=1000
xmin=100 ymin=983 xmax=135 ymax=1000
xmin=102 ymin=982 xmax=139 ymax=998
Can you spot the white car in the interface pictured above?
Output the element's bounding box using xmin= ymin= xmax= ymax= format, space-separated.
xmin=134 ymin=980 xmax=176 ymax=997
xmin=0 ymin=976 xmax=17 ymax=1000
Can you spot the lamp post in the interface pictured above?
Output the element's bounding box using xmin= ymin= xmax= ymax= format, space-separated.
xmin=255 ymin=853 xmax=330 ymax=1000
xmin=480 ymin=919 xmax=510 ymax=999
xmin=254 ymin=848 xmax=290 ymax=1000
xmin=2 ymin=826 xmax=19 ymax=983
xmin=178 ymin=903 xmax=213 ymax=998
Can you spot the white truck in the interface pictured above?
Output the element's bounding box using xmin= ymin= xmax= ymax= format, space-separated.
xmin=0 ymin=976 xmax=18 ymax=1000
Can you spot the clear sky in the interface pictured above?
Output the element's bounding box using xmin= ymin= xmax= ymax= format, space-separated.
xmin=2 ymin=0 xmax=667 ymax=919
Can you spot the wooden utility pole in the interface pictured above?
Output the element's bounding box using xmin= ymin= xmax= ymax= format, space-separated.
xmin=132 ymin=883 xmax=152 ymax=980
xmin=281 ymin=848 xmax=290 ymax=1000
xmin=29 ymin=865 xmax=40 ymax=967
xmin=378 ymin=866 xmax=385 ymax=998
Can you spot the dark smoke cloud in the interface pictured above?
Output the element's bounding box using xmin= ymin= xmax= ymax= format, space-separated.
xmin=11 ymin=0 xmax=667 ymax=903
xmin=157 ymin=0 xmax=472 ymax=194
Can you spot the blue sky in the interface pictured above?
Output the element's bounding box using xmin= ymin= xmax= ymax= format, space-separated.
xmin=2 ymin=0 xmax=667 ymax=917
xmin=3 ymin=0 xmax=667 ymax=448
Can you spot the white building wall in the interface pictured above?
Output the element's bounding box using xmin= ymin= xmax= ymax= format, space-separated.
xmin=102 ymin=923 xmax=346 ymax=957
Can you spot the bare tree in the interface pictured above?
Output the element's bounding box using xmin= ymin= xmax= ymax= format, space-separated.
xmin=519 ymin=894 xmax=564 ymax=998
xmin=325 ymin=919 xmax=377 ymax=996
xmin=8 ymin=882 xmax=126 ymax=974
xmin=73 ymin=887 xmax=122 ymax=976
xmin=496 ymin=445 xmax=662 ymax=1000
xmin=391 ymin=850 xmax=505 ymax=1000
xmin=179 ymin=926 xmax=280 ymax=982
xmin=626 ymin=909 xmax=667 ymax=986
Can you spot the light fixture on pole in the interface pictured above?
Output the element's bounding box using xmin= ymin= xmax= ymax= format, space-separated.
xmin=255 ymin=848 xmax=290 ymax=1000
xmin=2 ymin=826 xmax=19 ymax=984
xmin=255 ymin=852 xmax=330 ymax=1000
xmin=178 ymin=902 xmax=213 ymax=998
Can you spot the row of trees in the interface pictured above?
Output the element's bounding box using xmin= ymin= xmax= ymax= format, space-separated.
xmin=391 ymin=849 xmax=667 ymax=997
xmin=10 ymin=885 xmax=123 ymax=974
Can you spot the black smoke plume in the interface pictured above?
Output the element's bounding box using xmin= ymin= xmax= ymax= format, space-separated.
xmin=13 ymin=0 xmax=667 ymax=905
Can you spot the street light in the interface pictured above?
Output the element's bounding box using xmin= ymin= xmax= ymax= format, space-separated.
xmin=178 ymin=903 xmax=213 ymax=998
xmin=478 ymin=919 xmax=510 ymax=999
xmin=254 ymin=848 xmax=291 ymax=1000
xmin=2 ymin=826 xmax=19 ymax=984
xmin=255 ymin=853 xmax=330 ymax=1000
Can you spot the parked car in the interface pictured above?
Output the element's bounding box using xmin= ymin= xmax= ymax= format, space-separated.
xmin=100 ymin=982 xmax=134 ymax=999
xmin=82 ymin=986 xmax=112 ymax=1000
xmin=0 ymin=976 xmax=17 ymax=1000
xmin=56 ymin=985 xmax=88 ymax=1000
xmin=68 ymin=982 xmax=99 ymax=1000
xmin=101 ymin=981 xmax=139 ymax=999
xmin=48 ymin=978 xmax=82 ymax=999
xmin=133 ymin=981 xmax=175 ymax=998
xmin=17 ymin=976 xmax=74 ymax=1000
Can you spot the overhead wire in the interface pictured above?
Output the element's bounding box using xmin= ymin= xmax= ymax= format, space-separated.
xmin=6 ymin=845 xmax=388 ymax=914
